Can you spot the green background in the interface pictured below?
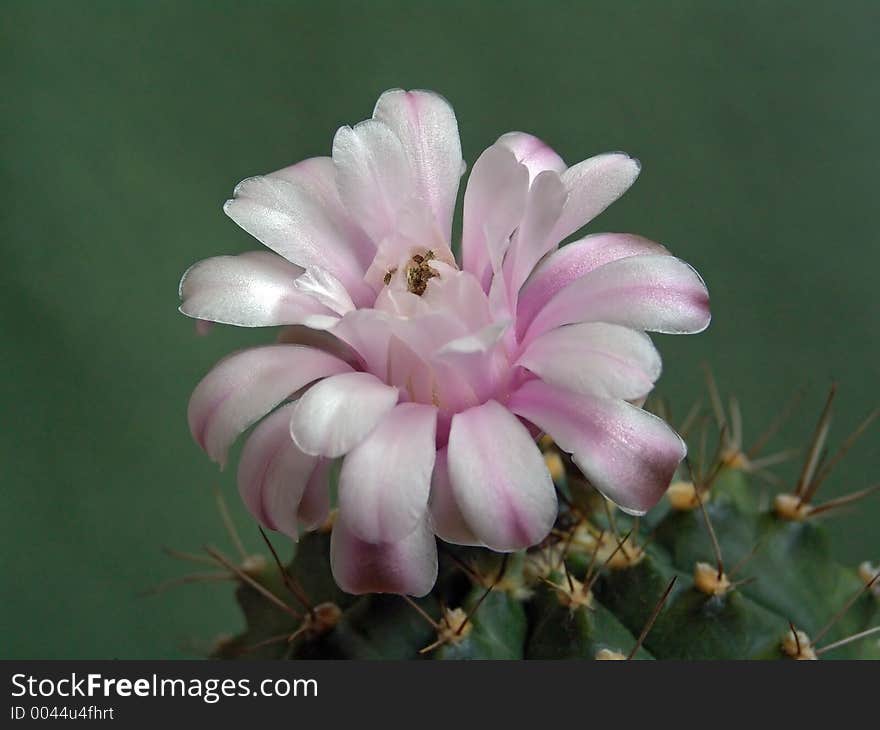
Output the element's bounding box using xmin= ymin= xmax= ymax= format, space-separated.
xmin=3 ymin=1 xmax=877 ymax=658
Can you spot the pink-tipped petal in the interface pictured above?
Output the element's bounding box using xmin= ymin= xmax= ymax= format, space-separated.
xmin=428 ymin=448 xmax=482 ymax=546
xmin=524 ymin=254 xmax=711 ymax=344
xmin=551 ymin=153 xmax=641 ymax=243
xmin=503 ymin=170 xmax=567 ymax=299
xmin=179 ymin=251 xmax=335 ymax=327
xmin=516 ymin=233 xmax=670 ymax=336
xmin=292 ymin=266 xmax=356 ymax=316
xmin=461 ymin=145 xmax=529 ymax=285
xmin=290 ymin=371 xmax=399 ymax=458
xmin=509 ymin=379 xmax=686 ymax=515
xmin=373 ymin=89 xmax=463 ymax=241
xmin=338 ymin=404 xmax=438 ymax=543
xmin=223 ymin=158 xmax=373 ymax=302
xmin=496 ymin=131 xmax=567 ymax=182
xmin=517 ymin=322 xmax=662 ymax=400
xmin=447 ymin=401 xmax=557 ymax=551
xmin=332 ymin=120 xmax=415 ymax=245
xmin=330 ymin=514 xmax=438 ymax=596
xmin=297 ymin=458 xmax=331 ymax=531
xmin=237 ymin=402 xmax=318 ymax=538
xmin=187 ymin=345 xmax=352 ymax=466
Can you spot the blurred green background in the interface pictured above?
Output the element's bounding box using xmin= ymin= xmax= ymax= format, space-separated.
xmin=3 ymin=0 xmax=878 ymax=658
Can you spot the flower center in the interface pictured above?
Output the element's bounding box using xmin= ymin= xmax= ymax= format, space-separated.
xmin=384 ymin=250 xmax=439 ymax=296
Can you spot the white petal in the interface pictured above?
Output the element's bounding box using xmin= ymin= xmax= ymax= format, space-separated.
xmin=338 ymin=403 xmax=438 ymax=543
xmin=496 ymin=131 xmax=567 ymax=182
xmin=373 ymin=89 xmax=463 ymax=241
xmin=237 ymin=402 xmax=318 ymax=538
xmin=461 ymin=145 xmax=529 ymax=286
xmin=332 ymin=120 xmax=414 ymax=245
xmin=509 ymin=379 xmax=686 ymax=515
xmin=503 ymin=169 xmax=567 ymax=299
xmin=297 ymin=458 xmax=332 ymax=531
xmin=524 ymin=254 xmax=711 ymax=344
xmin=223 ymin=157 xmax=373 ymax=302
xmin=517 ymin=322 xmax=662 ymax=400
xmin=293 ymin=266 xmax=355 ymax=316
xmin=516 ymin=233 xmax=669 ymax=337
xmin=447 ymin=401 xmax=557 ymax=551
xmin=290 ymin=371 xmax=399 ymax=458
xmin=330 ymin=514 xmax=438 ymax=596
xmin=188 ymin=345 xmax=352 ymax=466
xmin=551 ymin=153 xmax=641 ymax=243
xmin=428 ymin=448 xmax=482 ymax=546
xmin=179 ymin=251 xmax=334 ymax=327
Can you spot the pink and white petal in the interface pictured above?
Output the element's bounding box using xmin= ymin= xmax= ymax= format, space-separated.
xmin=524 ymin=254 xmax=711 ymax=344
xmin=509 ymin=379 xmax=686 ymax=515
xmin=373 ymin=89 xmax=463 ymax=241
xmin=503 ymin=170 xmax=567 ymax=300
xmin=330 ymin=514 xmax=438 ymax=596
xmin=332 ymin=120 xmax=414 ymax=245
xmin=338 ymin=403 xmax=437 ymax=543
xmin=293 ymin=266 xmax=356 ymax=316
xmin=516 ymin=233 xmax=669 ymax=336
xmin=461 ymin=145 xmax=529 ymax=286
xmin=432 ymin=321 xmax=510 ymax=403
xmin=330 ymin=309 xmax=394 ymax=376
xmin=517 ymin=322 xmax=662 ymax=400
xmin=297 ymin=458 xmax=332 ymax=531
xmin=188 ymin=345 xmax=352 ymax=466
xmin=447 ymin=401 xmax=557 ymax=551
xmin=550 ymin=153 xmax=642 ymax=243
xmin=223 ymin=162 xmax=373 ymax=303
xmin=275 ymin=325 xmax=361 ymax=365
xmin=496 ymin=131 xmax=567 ymax=182
xmin=237 ymin=403 xmax=317 ymax=538
xmin=269 ymin=158 xmax=375 ymax=272
xmin=290 ymin=371 xmax=399 ymax=458
xmin=179 ymin=251 xmax=334 ymax=327
xmin=428 ymin=448 xmax=482 ymax=546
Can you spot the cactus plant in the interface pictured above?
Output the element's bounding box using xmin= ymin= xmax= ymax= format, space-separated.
xmin=164 ymin=379 xmax=879 ymax=660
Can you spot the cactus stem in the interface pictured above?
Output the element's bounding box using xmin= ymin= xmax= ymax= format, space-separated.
xmin=806 ymin=483 xmax=880 ymax=517
xmin=746 ymin=384 xmax=806 ymax=459
xmin=813 ymin=570 xmax=880 ymax=643
xmin=667 ymin=480 xmax=700 ymax=511
xmin=205 ymin=545 xmax=303 ymax=620
xmin=140 ymin=571 xmax=234 ymax=597
xmin=728 ymin=537 xmax=766 ymax=579
xmin=773 ymin=493 xmax=813 ymax=521
xmin=783 ymin=623 xmax=817 ymax=660
xmin=214 ymin=486 xmax=249 ymax=561
xmin=858 ymin=563 xmax=880 ymax=598
xmin=401 ymin=595 xmax=442 ymax=630
xmin=678 ymin=399 xmax=703 ymax=438
xmin=162 ymin=546 xmax=219 ymax=566
xmin=815 ymin=625 xmax=880 ymax=656
xmin=583 ymin=530 xmax=635 ymax=595
xmin=258 ymin=526 xmax=315 ymax=615
xmin=419 ymin=608 xmax=473 ymax=654
xmin=805 ymin=407 xmax=879 ymax=501
xmin=542 ymin=574 xmax=593 ymax=610
xmin=628 ymin=576 xmax=678 ymax=659
xmin=702 ymin=362 xmax=728 ymax=436
xmin=458 ymin=554 xmax=509 ymax=635
xmin=688 ymin=467 xmax=725 ymax=579
xmin=794 ymin=383 xmax=837 ymax=499
xmin=748 ymin=448 xmax=801 ymax=471
xmin=693 ymin=562 xmax=731 ymax=596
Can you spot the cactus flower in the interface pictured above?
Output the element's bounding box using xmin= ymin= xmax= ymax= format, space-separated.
xmin=180 ymin=89 xmax=710 ymax=597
